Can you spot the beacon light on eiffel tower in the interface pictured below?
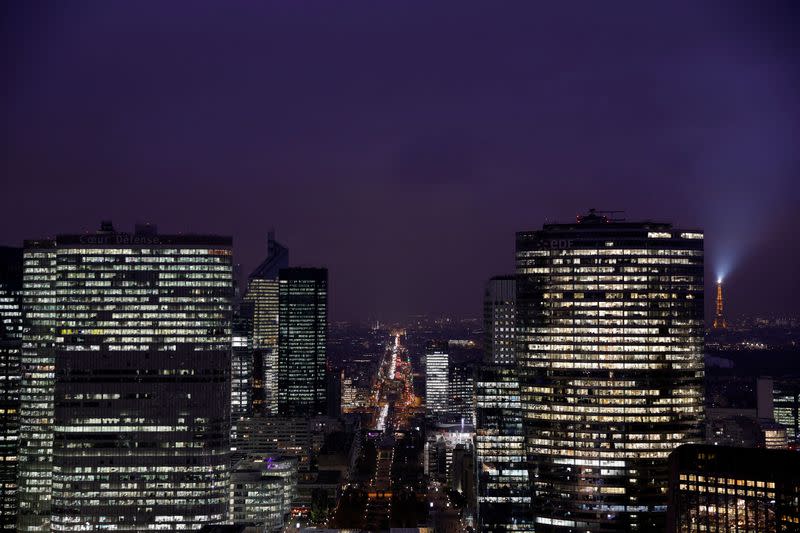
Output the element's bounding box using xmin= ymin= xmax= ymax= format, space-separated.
xmin=712 ymin=277 xmax=727 ymax=329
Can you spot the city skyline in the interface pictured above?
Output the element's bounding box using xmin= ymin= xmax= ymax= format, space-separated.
xmin=3 ymin=2 xmax=799 ymax=321
xmin=0 ymin=217 xmax=793 ymax=325
xmin=3 ymin=5 xmax=800 ymax=530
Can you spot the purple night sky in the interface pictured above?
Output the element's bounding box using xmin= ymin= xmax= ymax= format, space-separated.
xmin=2 ymin=2 xmax=798 ymax=321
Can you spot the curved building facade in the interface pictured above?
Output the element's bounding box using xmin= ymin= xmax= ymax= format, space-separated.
xmin=516 ymin=210 xmax=705 ymax=531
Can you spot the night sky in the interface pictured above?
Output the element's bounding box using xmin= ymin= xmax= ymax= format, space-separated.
xmin=2 ymin=2 xmax=798 ymax=321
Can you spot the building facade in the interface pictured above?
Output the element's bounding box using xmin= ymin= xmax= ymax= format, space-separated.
xmin=231 ymin=301 xmax=254 ymax=426
xmin=667 ymin=444 xmax=800 ymax=532
xmin=424 ymin=342 xmax=449 ymax=416
xmin=475 ymin=364 xmax=532 ymax=532
xmin=516 ymin=210 xmax=705 ymax=531
xmin=230 ymin=455 xmax=298 ymax=532
xmin=484 ymin=276 xmax=517 ymax=365
xmin=769 ymin=378 xmax=800 ymax=447
xmin=20 ymin=222 xmax=234 ymax=531
xmin=277 ymin=268 xmax=328 ymax=417
xmin=244 ymin=232 xmax=288 ymax=416
xmin=17 ymin=240 xmax=56 ymax=532
xmin=448 ymin=363 xmax=475 ymax=425
xmin=0 ymin=247 xmax=23 ymax=530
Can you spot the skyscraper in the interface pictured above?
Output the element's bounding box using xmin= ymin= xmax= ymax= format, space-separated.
xmin=231 ymin=300 xmax=255 ymax=425
xmin=20 ymin=222 xmax=234 ymax=531
xmin=0 ymin=247 xmax=23 ymax=530
xmin=475 ymin=274 xmax=531 ymax=531
xmin=516 ymin=210 xmax=705 ymax=531
xmin=244 ymin=232 xmax=288 ymax=416
xmin=448 ymin=363 xmax=475 ymax=425
xmin=277 ymin=267 xmax=327 ymax=417
xmin=475 ymin=365 xmax=531 ymax=532
xmin=425 ymin=342 xmax=449 ymax=416
xmin=17 ymin=240 xmax=56 ymax=532
xmin=484 ymin=276 xmax=517 ymax=365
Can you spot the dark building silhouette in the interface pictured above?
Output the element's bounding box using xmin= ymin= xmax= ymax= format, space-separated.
xmin=516 ymin=210 xmax=705 ymax=531
xmin=667 ymin=444 xmax=800 ymax=532
xmin=327 ymin=368 xmax=342 ymax=419
xmin=277 ymin=267 xmax=328 ymax=417
xmin=19 ymin=223 xmax=233 ymax=530
xmin=0 ymin=247 xmax=22 ymax=530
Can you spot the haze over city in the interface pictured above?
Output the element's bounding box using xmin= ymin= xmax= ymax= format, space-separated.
xmin=3 ymin=1 xmax=799 ymax=321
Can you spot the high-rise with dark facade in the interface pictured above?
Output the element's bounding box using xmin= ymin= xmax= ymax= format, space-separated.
xmin=476 ymin=274 xmax=531 ymax=532
xmin=277 ymin=267 xmax=327 ymax=417
xmin=475 ymin=365 xmax=531 ymax=532
xmin=667 ymin=444 xmax=800 ymax=532
xmin=19 ymin=222 xmax=234 ymax=531
xmin=484 ymin=276 xmax=517 ymax=365
xmin=516 ymin=210 xmax=705 ymax=531
xmin=0 ymin=247 xmax=23 ymax=530
xmin=768 ymin=377 xmax=800 ymax=447
xmin=244 ymin=232 xmax=288 ymax=416
xmin=448 ymin=363 xmax=475 ymax=425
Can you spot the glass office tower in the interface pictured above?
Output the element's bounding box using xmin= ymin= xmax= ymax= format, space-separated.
xmin=0 ymin=247 xmax=23 ymax=530
xmin=516 ymin=210 xmax=705 ymax=531
xmin=425 ymin=342 xmax=449 ymax=416
xmin=476 ymin=275 xmax=532 ymax=531
xmin=475 ymin=365 xmax=531 ymax=531
xmin=277 ymin=267 xmax=327 ymax=417
xmin=244 ymin=232 xmax=288 ymax=416
xmin=484 ymin=276 xmax=517 ymax=365
xmin=231 ymin=301 xmax=255 ymax=425
xmin=19 ymin=222 xmax=234 ymax=531
xmin=17 ymin=241 xmax=57 ymax=532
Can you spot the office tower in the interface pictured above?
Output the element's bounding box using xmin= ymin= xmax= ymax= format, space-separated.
xmin=516 ymin=210 xmax=705 ymax=531
xmin=231 ymin=301 xmax=254 ymax=426
xmin=0 ymin=247 xmax=22 ymax=530
xmin=17 ymin=240 xmax=56 ymax=532
xmin=475 ymin=274 xmax=531 ymax=531
xmin=667 ymin=444 xmax=800 ymax=532
xmin=475 ymin=365 xmax=531 ymax=532
xmin=244 ymin=232 xmax=288 ymax=416
xmin=484 ymin=276 xmax=517 ymax=365
xmin=424 ymin=342 xmax=449 ymax=416
xmin=230 ymin=455 xmax=297 ymax=531
xmin=758 ymin=376 xmax=800 ymax=446
xmin=20 ymin=222 xmax=234 ymax=531
xmin=277 ymin=268 xmax=327 ymax=417
xmin=448 ymin=363 xmax=475 ymax=425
